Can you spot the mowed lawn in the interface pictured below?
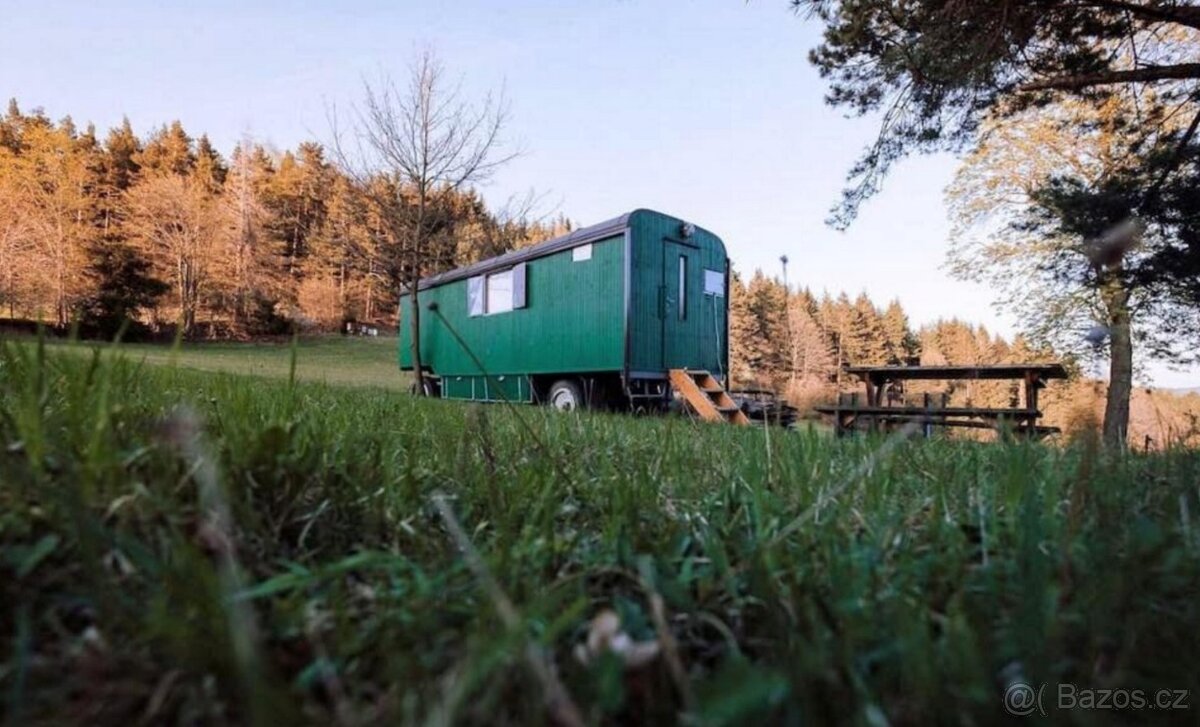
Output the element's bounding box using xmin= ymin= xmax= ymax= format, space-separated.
xmin=40 ymin=334 xmax=411 ymax=390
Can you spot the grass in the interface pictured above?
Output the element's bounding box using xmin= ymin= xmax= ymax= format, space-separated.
xmin=2 ymin=337 xmax=1200 ymax=725
xmin=42 ymin=334 xmax=410 ymax=390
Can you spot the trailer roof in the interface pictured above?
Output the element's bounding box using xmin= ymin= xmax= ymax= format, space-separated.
xmin=412 ymin=210 xmax=638 ymax=292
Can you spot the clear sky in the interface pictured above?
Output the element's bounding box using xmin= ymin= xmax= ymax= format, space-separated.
xmin=4 ymin=0 xmax=1195 ymax=386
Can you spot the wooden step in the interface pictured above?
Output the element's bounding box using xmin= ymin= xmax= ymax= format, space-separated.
xmin=669 ymin=368 xmax=751 ymax=426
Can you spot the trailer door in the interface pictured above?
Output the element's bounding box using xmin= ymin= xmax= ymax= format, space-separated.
xmin=662 ymin=240 xmax=699 ymax=369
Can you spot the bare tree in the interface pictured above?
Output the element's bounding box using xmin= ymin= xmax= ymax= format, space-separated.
xmin=330 ymin=49 xmax=517 ymax=395
xmin=14 ymin=123 xmax=98 ymax=327
xmin=222 ymin=140 xmax=280 ymax=331
xmin=124 ymin=174 xmax=230 ymax=335
xmin=0 ymin=178 xmax=32 ymax=317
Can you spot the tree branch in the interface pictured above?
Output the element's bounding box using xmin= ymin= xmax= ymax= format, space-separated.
xmin=1021 ymin=62 xmax=1200 ymax=92
xmin=1069 ymin=1 xmax=1200 ymax=32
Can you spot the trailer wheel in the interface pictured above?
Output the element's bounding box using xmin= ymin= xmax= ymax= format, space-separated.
xmin=547 ymin=379 xmax=584 ymax=412
xmin=409 ymin=378 xmax=439 ymax=397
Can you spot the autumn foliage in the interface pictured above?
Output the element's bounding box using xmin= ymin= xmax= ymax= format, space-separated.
xmin=728 ymin=270 xmax=1200 ymax=448
xmin=0 ymin=100 xmax=567 ymax=338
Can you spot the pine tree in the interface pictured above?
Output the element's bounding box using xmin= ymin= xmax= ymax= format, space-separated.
xmin=137 ymin=121 xmax=194 ymax=177
xmin=744 ymin=271 xmax=789 ymax=384
xmin=267 ymin=143 xmax=329 ymax=278
xmin=194 ymin=134 xmax=227 ymax=191
xmin=728 ymin=272 xmax=757 ymax=387
xmin=0 ymin=99 xmax=21 ymax=153
xmin=81 ymin=243 xmax=168 ymax=337
xmin=816 ymin=293 xmax=849 ymax=387
xmin=302 ymin=172 xmax=371 ymax=325
xmin=98 ymin=118 xmax=141 ymax=239
xmin=881 ymin=299 xmax=919 ymax=364
xmin=847 ymin=293 xmax=888 ymax=365
xmin=76 ymin=117 xmax=165 ymax=336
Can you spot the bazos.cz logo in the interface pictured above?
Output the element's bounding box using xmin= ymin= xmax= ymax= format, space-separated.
xmin=1004 ymin=682 xmax=1190 ymax=717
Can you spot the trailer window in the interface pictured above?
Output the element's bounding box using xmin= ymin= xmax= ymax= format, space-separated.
xmin=678 ymin=255 xmax=687 ymax=321
xmin=486 ymin=269 xmax=514 ymax=314
xmin=512 ymin=262 xmax=526 ymax=308
xmin=704 ymin=269 xmax=725 ymax=297
xmin=572 ymin=244 xmax=592 ymax=262
xmin=467 ymin=276 xmax=485 ymax=316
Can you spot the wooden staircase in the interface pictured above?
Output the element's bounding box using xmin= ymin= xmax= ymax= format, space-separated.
xmin=669 ymin=369 xmax=751 ymax=425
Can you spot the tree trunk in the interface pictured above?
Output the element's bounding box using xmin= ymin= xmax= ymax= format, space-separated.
xmin=409 ymin=273 xmax=426 ymax=395
xmin=178 ymin=258 xmax=189 ymax=335
xmin=411 ymin=188 xmax=428 ymax=396
xmin=1102 ymin=278 xmax=1132 ymax=449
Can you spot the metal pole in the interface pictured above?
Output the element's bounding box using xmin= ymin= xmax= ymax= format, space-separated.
xmin=780 ymin=255 xmax=796 ymax=389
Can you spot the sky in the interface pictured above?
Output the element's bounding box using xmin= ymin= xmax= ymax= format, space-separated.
xmin=4 ymin=0 xmax=1195 ymax=386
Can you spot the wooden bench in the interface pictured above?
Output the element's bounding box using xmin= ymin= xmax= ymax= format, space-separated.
xmin=814 ymin=364 xmax=1068 ymax=439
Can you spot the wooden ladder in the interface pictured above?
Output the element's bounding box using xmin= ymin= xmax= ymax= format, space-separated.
xmin=668 ymin=369 xmax=751 ymax=425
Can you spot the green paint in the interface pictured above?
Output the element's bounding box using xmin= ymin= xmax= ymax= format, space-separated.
xmin=627 ymin=211 xmax=728 ymax=376
xmin=441 ymin=374 xmax=533 ymax=403
xmin=399 ymin=209 xmax=729 ymax=400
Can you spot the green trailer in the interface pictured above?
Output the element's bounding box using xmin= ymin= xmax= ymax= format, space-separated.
xmin=399 ymin=208 xmax=731 ymax=410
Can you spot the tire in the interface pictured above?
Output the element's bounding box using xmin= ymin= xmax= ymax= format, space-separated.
xmin=547 ymin=379 xmax=584 ymax=412
xmin=409 ymin=377 xmax=439 ymax=397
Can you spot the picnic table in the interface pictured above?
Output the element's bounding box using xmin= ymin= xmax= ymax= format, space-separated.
xmin=814 ymin=364 xmax=1069 ymax=439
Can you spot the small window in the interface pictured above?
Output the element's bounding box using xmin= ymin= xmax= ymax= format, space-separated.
xmin=678 ymin=255 xmax=687 ymax=321
xmin=572 ymin=244 xmax=592 ymax=262
xmin=469 ymin=265 xmax=526 ymax=315
xmin=704 ymin=269 xmax=725 ymax=297
xmin=512 ymin=262 xmax=527 ymax=308
xmin=468 ymin=276 xmax=485 ymax=316
xmin=487 ymin=269 xmax=514 ymax=314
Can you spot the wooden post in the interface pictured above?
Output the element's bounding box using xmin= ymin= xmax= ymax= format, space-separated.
xmin=1024 ymin=370 xmax=1040 ymax=434
xmin=922 ymin=392 xmax=933 ymax=439
xmin=866 ymin=377 xmax=879 ymax=433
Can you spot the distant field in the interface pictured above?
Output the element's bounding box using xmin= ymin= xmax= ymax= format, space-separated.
xmin=35 ymin=334 xmax=411 ymax=390
xmin=3 ymin=339 xmax=1199 ymax=725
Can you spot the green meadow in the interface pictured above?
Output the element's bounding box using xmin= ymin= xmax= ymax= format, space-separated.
xmin=42 ymin=335 xmax=410 ymax=390
xmin=2 ymin=338 xmax=1199 ymax=725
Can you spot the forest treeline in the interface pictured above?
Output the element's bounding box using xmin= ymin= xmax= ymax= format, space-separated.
xmin=728 ymin=270 xmax=1200 ymax=448
xmin=0 ymin=100 xmax=569 ymax=338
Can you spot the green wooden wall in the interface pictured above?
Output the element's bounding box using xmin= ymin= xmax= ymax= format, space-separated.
xmin=399 ymin=233 xmax=626 ymax=377
xmin=398 ymin=209 xmax=730 ymax=392
xmin=627 ymin=212 xmax=728 ymax=377
xmin=441 ymin=374 xmax=533 ymax=403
